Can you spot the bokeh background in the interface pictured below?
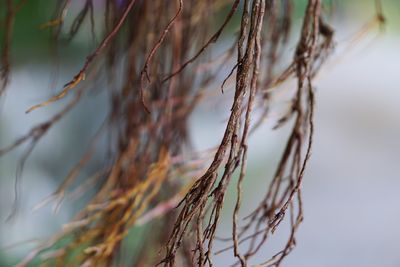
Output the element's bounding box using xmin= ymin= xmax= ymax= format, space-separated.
xmin=1 ymin=1 xmax=400 ymax=266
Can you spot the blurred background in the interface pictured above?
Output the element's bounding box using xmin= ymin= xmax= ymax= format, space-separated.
xmin=1 ymin=1 xmax=400 ymax=266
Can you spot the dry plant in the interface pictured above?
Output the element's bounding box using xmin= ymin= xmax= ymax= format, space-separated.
xmin=0 ymin=0 xmax=384 ymax=266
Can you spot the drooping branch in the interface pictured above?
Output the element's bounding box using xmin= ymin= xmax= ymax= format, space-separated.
xmin=0 ymin=0 xmax=14 ymax=96
xmin=25 ymin=0 xmax=139 ymax=113
xmin=0 ymin=0 xmax=385 ymax=266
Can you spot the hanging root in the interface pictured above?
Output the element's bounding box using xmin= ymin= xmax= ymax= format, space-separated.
xmin=0 ymin=0 xmax=385 ymax=266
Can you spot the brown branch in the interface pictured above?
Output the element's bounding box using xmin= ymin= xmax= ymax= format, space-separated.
xmin=26 ymin=0 xmax=138 ymax=112
xmin=162 ymin=0 xmax=241 ymax=83
xmin=139 ymin=0 xmax=184 ymax=113
xmin=0 ymin=0 xmax=14 ymax=96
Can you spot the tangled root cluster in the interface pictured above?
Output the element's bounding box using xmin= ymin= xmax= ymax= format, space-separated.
xmin=0 ymin=0 xmax=384 ymax=266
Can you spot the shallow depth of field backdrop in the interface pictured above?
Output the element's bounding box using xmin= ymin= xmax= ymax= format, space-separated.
xmin=1 ymin=1 xmax=400 ymax=266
